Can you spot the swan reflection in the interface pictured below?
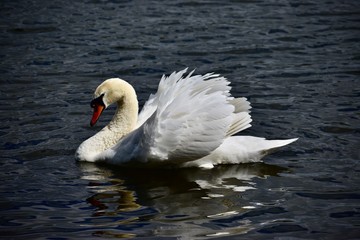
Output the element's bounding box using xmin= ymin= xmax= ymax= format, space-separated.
xmin=79 ymin=163 xmax=289 ymax=238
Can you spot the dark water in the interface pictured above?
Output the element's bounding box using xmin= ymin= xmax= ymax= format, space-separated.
xmin=1 ymin=0 xmax=360 ymax=239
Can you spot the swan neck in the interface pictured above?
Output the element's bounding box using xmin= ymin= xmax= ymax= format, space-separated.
xmin=109 ymin=93 xmax=139 ymax=132
xmin=75 ymin=82 xmax=139 ymax=162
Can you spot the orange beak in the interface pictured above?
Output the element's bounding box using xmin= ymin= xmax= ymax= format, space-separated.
xmin=90 ymin=104 xmax=105 ymax=126
xmin=90 ymin=94 xmax=105 ymax=127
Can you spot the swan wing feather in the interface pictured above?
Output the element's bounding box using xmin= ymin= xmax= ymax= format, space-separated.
xmin=142 ymin=69 xmax=235 ymax=163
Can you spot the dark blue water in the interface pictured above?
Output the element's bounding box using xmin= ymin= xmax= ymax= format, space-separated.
xmin=1 ymin=0 xmax=359 ymax=239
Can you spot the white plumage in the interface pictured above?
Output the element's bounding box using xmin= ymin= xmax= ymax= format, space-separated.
xmin=75 ymin=69 xmax=297 ymax=168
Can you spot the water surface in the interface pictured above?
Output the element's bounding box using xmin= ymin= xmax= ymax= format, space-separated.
xmin=1 ymin=0 xmax=359 ymax=239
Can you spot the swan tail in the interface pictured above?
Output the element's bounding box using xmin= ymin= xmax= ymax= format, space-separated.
xmin=231 ymin=136 xmax=298 ymax=158
xmin=259 ymin=137 xmax=298 ymax=155
xmin=182 ymin=136 xmax=298 ymax=168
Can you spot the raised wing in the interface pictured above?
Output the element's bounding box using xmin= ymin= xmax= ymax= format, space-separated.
xmin=141 ymin=69 xmax=236 ymax=164
xmin=136 ymin=69 xmax=190 ymax=128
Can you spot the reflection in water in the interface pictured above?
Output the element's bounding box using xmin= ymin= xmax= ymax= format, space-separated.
xmin=79 ymin=163 xmax=288 ymax=238
xmin=80 ymin=164 xmax=142 ymax=213
xmin=1 ymin=0 xmax=358 ymax=238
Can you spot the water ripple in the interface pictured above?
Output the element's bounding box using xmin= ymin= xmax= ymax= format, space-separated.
xmin=1 ymin=0 xmax=359 ymax=239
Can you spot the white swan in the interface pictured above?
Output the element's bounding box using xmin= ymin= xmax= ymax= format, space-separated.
xmin=75 ymin=69 xmax=297 ymax=169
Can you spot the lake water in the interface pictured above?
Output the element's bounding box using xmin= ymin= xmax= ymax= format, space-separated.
xmin=1 ymin=0 xmax=359 ymax=239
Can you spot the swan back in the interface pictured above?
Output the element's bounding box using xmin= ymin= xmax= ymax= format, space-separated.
xmin=120 ymin=69 xmax=238 ymax=164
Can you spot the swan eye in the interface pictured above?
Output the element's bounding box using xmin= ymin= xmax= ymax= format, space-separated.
xmin=91 ymin=93 xmax=105 ymax=108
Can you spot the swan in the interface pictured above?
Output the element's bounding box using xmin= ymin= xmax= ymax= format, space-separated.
xmin=75 ymin=69 xmax=297 ymax=169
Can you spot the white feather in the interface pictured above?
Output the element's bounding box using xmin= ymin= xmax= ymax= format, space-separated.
xmin=76 ymin=69 xmax=298 ymax=167
xmin=183 ymin=136 xmax=298 ymax=168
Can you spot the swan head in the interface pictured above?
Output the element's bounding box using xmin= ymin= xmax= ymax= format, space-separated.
xmin=90 ymin=78 xmax=136 ymax=126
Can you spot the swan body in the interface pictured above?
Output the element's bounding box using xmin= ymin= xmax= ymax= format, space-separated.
xmin=75 ymin=69 xmax=297 ymax=168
